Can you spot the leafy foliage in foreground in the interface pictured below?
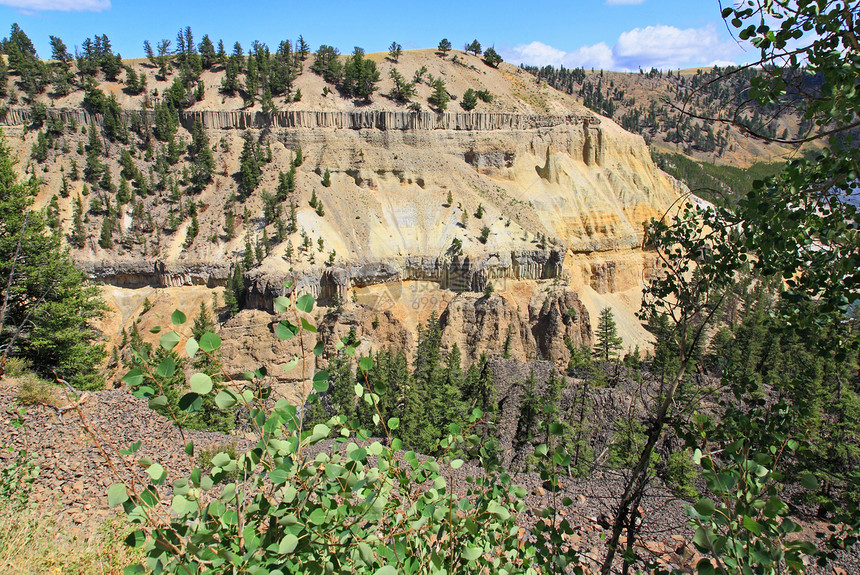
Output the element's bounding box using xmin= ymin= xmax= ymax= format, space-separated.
xmin=106 ymin=290 xmax=585 ymax=574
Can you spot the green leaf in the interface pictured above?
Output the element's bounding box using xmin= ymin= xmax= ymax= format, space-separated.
xmin=269 ymin=468 xmax=290 ymax=484
xmin=122 ymin=369 xmax=144 ymax=387
xmin=148 ymin=395 xmax=168 ymax=409
xmin=275 ymin=320 xmax=298 ymax=341
xmin=387 ymin=417 xmax=400 ymax=430
xmin=184 ymin=441 xmax=194 ymax=457
xmin=282 ymin=355 xmax=299 ymax=371
xmin=695 ymin=558 xmax=716 ymax=575
xmin=124 ymin=530 xmax=145 ymax=548
xmin=359 ymin=356 xmax=373 ymax=372
xmin=450 ymin=459 xmax=464 ymax=470
xmin=146 ymin=463 xmax=165 ymax=482
xmin=171 ymin=309 xmax=186 ymax=325
xmin=189 ymin=373 xmax=213 ymax=395
xmin=350 ymin=448 xmax=367 ymax=462
xmin=108 ymin=483 xmax=128 ymax=507
xmin=123 ymin=566 xmax=145 ymax=575
xmin=692 ymin=527 xmax=712 ymax=552
xmin=800 ymin=472 xmax=818 ymax=490
xmin=694 ymin=498 xmax=715 ymax=517
xmin=743 ymin=515 xmax=762 ymax=536
xmin=199 ymin=332 xmax=221 ymax=353
xmin=312 ymin=341 xmax=324 ymax=356
xmin=296 ymin=293 xmax=314 ymax=313
xmin=313 ymin=370 xmax=329 ymax=392
xmin=764 ymin=496 xmax=787 ymax=518
xmin=159 ymin=331 xmax=181 ymax=351
xmin=273 ymin=296 xmax=291 ymax=313
xmin=178 ymin=392 xmax=202 ymax=413
xmin=149 ymin=326 xmax=162 ymax=334
xmin=312 ymin=424 xmax=331 ymax=439
xmin=214 ymin=456 xmax=236 ymax=474
xmin=462 ymin=546 xmax=482 ymax=561
xmin=215 ymin=390 xmax=237 ymax=409
xmin=119 ymin=441 xmax=141 ymax=455
xmin=300 ymin=317 xmax=317 ymax=333
xmin=309 ymin=507 xmax=326 ymax=525
xmin=279 ymin=533 xmax=298 ymax=554
xmin=156 ymin=356 xmax=176 ymax=378
xmin=374 ymin=567 xmax=397 ymax=575
xmin=185 ymin=338 xmax=199 ymax=358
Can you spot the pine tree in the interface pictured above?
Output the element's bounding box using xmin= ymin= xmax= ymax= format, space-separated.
xmin=189 ymin=121 xmax=214 ymax=192
xmin=71 ymin=194 xmax=85 ymax=248
xmin=594 ymin=307 xmax=623 ymax=361
xmin=0 ymin=136 xmax=106 ymax=388
xmin=191 ymin=301 xmax=214 ymax=340
xmin=388 ymin=41 xmax=402 ymax=62
xmin=99 ymin=216 xmax=113 ymax=248
xmin=238 ymin=132 xmax=262 ymax=197
xmin=461 ymin=88 xmax=478 ymax=111
xmin=429 ymin=78 xmax=449 ymax=111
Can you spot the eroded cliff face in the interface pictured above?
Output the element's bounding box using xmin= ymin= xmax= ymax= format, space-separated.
xmin=2 ymin=53 xmax=684 ymax=379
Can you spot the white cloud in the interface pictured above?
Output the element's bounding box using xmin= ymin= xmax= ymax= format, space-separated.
xmin=503 ymin=24 xmax=743 ymax=71
xmin=510 ymin=41 xmax=568 ymax=67
xmin=562 ymin=43 xmax=616 ymax=70
xmin=605 ymin=0 xmax=645 ymax=5
xmin=0 ymin=0 xmax=110 ymax=11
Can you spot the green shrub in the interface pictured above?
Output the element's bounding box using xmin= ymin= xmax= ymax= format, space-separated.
xmin=15 ymin=374 xmax=59 ymax=407
xmin=664 ymin=449 xmax=698 ymax=500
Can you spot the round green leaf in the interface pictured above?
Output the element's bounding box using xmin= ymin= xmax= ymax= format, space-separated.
xmin=171 ymin=309 xmax=187 ymax=325
xmin=359 ymin=356 xmax=373 ymax=372
xmin=268 ymin=468 xmax=290 ymax=484
xmin=159 ymin=331 xmax=181 ymax=351
xmin=178 ymin=392 xmax=202 ymax=413
xmin=296 ymin=293 xmax=315 ymax=313
xmin=108 ymin=483 xmax=128 ymax=508
xmin=800 ymin=472 xmax=818 ymax=490
xmin=189 ymin=373 xmax=213 ymax=395
xmin=694 ymin=498 xmax=715 ymax=517
xmin=215 ymin=390 xmax=237 ymax=409
xmin=313 ymin=370 xmax=329 ymax=392
xmin=387 ymin=417 xmax=400 ymax=430
xmin=156 ymin=356 xmax=176 ymax=378
xmin=122 ymin=369 xmax=144 ymax=387
xmin=148 ymin=395 xmax=168 ymax=409
xmin=275 ymin=321 xmax=298 ymax=341
xmin=185 ymin=338 xmax=199 ymax=358
xmin=124 ymin=529 xmax=145 ymax=548
xmin=146 ymin=463 xmax=165 ymax=482
xmin=199 ymin=332 xmax=221 ymax=353
xmin=279 ymin=533 xmax=298 ymax=554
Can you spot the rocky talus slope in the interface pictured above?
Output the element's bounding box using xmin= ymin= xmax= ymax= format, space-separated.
xmin=3 ymin=365 xmax=854 ymax=574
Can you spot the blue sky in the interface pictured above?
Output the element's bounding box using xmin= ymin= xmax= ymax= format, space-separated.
xmin=0 ymin=0 xmax=750 ymax=71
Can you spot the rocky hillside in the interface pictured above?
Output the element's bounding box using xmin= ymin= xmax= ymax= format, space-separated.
xmin=1 ymin=45 xmax=684 ymax=385
xmin=523 ymin=64 xmax=812 ymax=168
